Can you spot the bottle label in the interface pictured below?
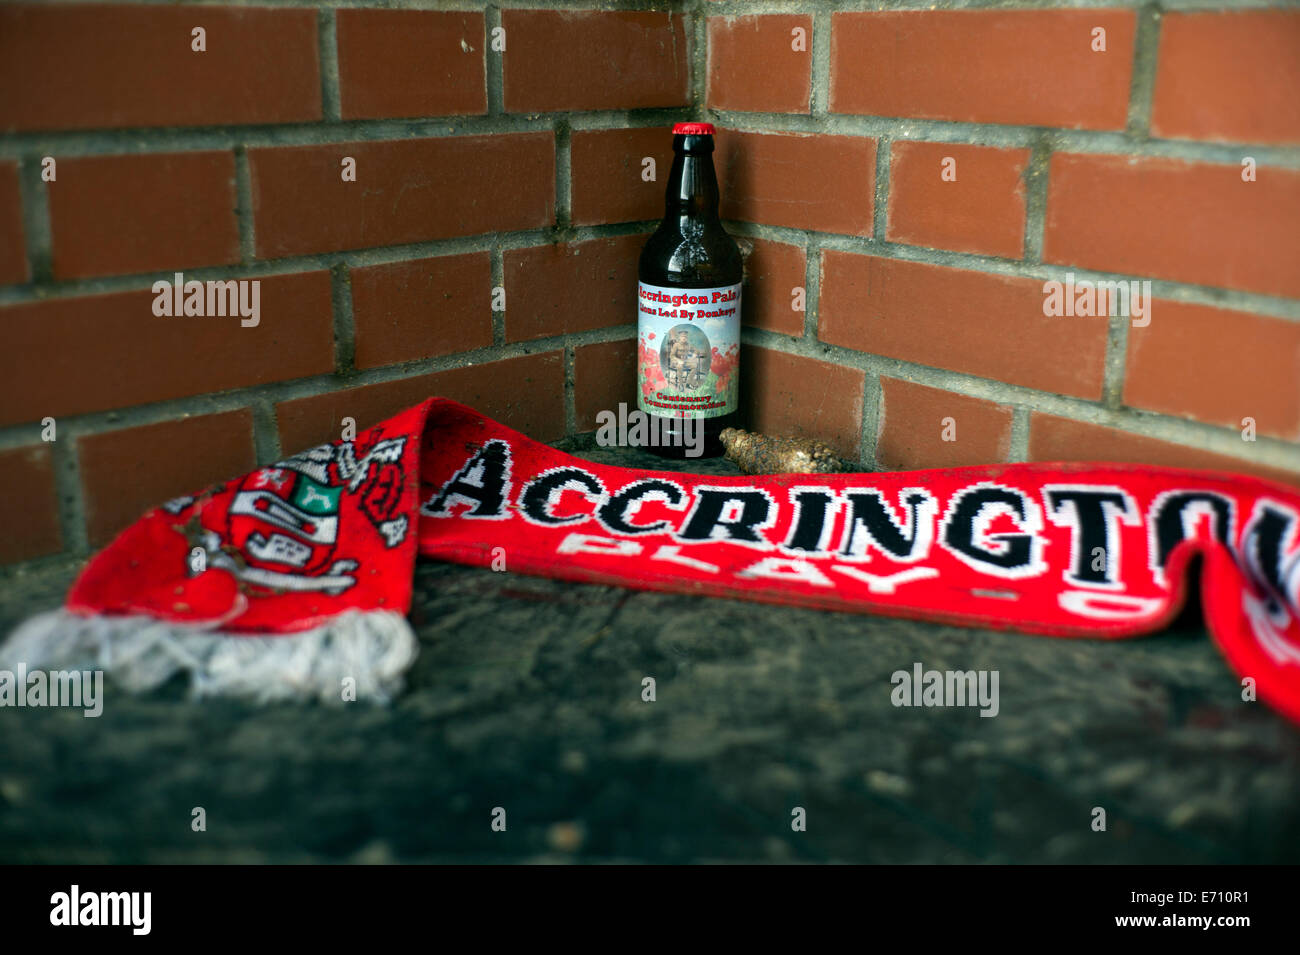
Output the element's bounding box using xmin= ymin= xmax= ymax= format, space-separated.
xmin=636 ymin=280 xmax=741 ymax=420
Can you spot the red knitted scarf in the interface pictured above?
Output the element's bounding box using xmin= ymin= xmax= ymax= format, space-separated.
xmin=5 ymin=397 xmax=1299 ymax=722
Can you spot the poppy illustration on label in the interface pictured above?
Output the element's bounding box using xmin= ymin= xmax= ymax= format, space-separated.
xmin=637 ymin=280 xmax=741 ymax=420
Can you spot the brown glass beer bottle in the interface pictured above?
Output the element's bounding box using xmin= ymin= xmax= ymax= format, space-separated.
xmin=636 ymin=122 xmax=744 ymax=459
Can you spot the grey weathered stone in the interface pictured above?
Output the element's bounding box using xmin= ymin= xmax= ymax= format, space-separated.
xmin=0 ymin=446 xmax=1297 ymax=863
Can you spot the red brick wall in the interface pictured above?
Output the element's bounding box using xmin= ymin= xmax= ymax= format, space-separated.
xmin=0 ymin=2 xmax=1297 ymax=571
xmin=708 ymin=5 xmax=1300 ymax=489
xmin=0 ymin=2 xmax=687 ymax=566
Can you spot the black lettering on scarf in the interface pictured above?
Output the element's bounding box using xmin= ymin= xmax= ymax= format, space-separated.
xmin=1150 ymin=491 xmax=1233 ymax=578
xmin=838 ymin=489 xmax=936 ymax=561
xmin=784 ymin=489 xmax=837 ymax=554
xmin=1241 ymin=502 xmax=1298 ymax=610
xmin=520 ymin=468 xmax=605 ymax=525
xmin=1045 ymin=487 xmax=1135 ymax=586
xmin=678 ymin=488 xmax=774 ymax=545
xmin=597 ymin=479 xmax=684 ymax=535
xmin=943 ymin=485 xmax=1041 ymax=574
xmin=422 ymin=439 xmax=512 ymax=518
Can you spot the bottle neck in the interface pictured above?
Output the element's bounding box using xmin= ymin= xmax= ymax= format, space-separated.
xmin=664 ymin=134 xmax=721 ymax=220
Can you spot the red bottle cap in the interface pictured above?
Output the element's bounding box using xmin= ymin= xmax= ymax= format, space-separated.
xmin=672 ymin=122 xmax=716 ymax=136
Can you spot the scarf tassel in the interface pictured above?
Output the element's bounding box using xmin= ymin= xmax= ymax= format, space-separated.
xmin=0 ymin=609 xmax=418 ymax=704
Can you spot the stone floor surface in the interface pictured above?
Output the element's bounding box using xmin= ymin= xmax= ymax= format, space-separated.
xmin=1 ymin=446 xmax=1296 ymax=863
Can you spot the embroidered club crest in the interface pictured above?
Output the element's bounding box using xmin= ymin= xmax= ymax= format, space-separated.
xmin=168 ymin=431 xmax=412 ymax=597
xmin=229 ymin=465 xmax=343 ymax=576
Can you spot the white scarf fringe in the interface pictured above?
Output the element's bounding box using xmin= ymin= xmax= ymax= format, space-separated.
xmin=0 ymin=610 xmax=419 ymax=704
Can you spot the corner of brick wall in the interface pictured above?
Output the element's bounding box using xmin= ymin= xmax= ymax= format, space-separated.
xmin=705 ymin=2 xmax=1300 ymax=491
xmin=0 ymin=1 xmax=1298 ymax=571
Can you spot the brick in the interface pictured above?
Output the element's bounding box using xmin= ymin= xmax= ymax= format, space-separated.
xmin=276 ymin=352 xmax=565 ymax=454
xmin=250 ymin=133 xmax=555 ymax=259
xmin=1152 ymin=11 xmax=1300 ymax=145
xmin=0 ymin=161 xmax=27 ymax=285
xmin=0 ymin=271 xmax=333 ymax=427
xmin=351 ymin=252 xmax=493 ymax=371
xmin=504 ymin=234 xmax=644 ymax=343
xmin=830 ymin=10 xmax=1135 ymax=130
xmin=48 ymin=151 xmax=238 ymax=280
xmin=818 ymin=252 xmax=1107 ymax=400
xmin=79 ymin=410 xmax=256 ymax=548
xmin=0 ymin=445 xmax=61 ymax=564
xmin=1044 ymin=153 xmax=1300 ymax=300
xmin=742 ymin=347 xmax=864 ymax=458
xmin=0 ymin=5 xmax=319 ymax=131
xmin=715 ymin=131 xmax=875 ymax=235
xmin=708 ymin=15 xmax=812 ymax=114
xmin=502 ymin=10 xmax=688 ymax=112
xmin=337 ymin=10 xmax=486 ymax=120
xmin=877 ymin=378 xmax=1013 ymax=471
xmin=1028 ymin=414 xmax=1300 ymax=488
xmin=887 ymin=141 xmax=1030 ymax=259
xmin=574 ymin=338 xmax=637 ymax=433
xmin=1124 ymin=300 xmax=1300 ymax=441
xmin=742 ymin=237 xmax=805 ymax=336
xmin=570 ymin=127 xmax=672 ymax=227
